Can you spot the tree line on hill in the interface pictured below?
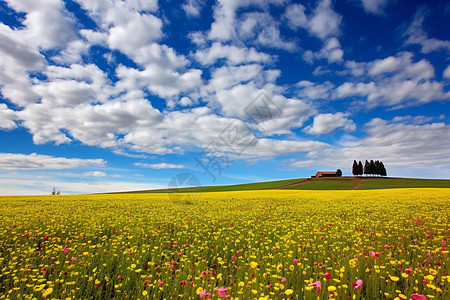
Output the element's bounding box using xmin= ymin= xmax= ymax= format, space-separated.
xmin=352 ymin=160 xmax=387 ymax=177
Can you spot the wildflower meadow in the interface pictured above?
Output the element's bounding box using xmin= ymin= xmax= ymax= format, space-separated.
xmin=0 ymin=188 xmax=449 ymax=299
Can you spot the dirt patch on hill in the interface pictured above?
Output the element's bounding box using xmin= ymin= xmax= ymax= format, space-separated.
xmin=275 ymin=177 xmax=392 ymax=190
xmin=351 ymin=179 xmax=366 ymax=190
xmin=273 ymin=179 xmax=311 ymax=189
xmin=275 ymin=177 xmax=359 ymax=189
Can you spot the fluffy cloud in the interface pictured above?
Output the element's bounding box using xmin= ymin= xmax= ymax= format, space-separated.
xmin=122 ymin=107 xmax=236 ymax=154
xmin=123 ymin=0 xmax=158 ymax=12
xmin=303 ymin=113 xmax=356 ymax=135
xmin=76 ymin=0 xmax=182 ymax=70
xmin=208 ymin=0 xmax=286 ymax=41
xmin=34 ymin=64 xmax=111 ymax=106
xmin=0 ymin=0 xmax=448 ymax=180
xmin=444 ymin=66 xmax=450 ymax=79
xmin=0 ymin=25 xmax=44 ymax=107
xmin=83 ymin=171 xmax=107 ymax=177
xmin=296 ymin=81 xmax=335 ymax=100
xmin=210 ymin=83 xmax=315 ymax=135
xmin=238 ymin=12 xmax=296 ymax=51
xmin=404 ymin=7 xmax=450 ymax=53
xmin=254 ymin=95 xmax=316 ymax=135
xmin=107 ymin=14 xmax=163 ymax=57
xmin=18 ymin=98 xmax=162 ymax=146
xmin=205 ymin=64 xmax=272 ymax=92
xmin=207 ymin=0 xmax=293 ymax=50
xmin=237 ymin=138 xmax=329 ymax=160
xmin=336 ymin=52 xmax=449 ymax=108
xmin=293 ymin=117 xmax=450 ymax=178
xmin=360 ymin=0 xmax=389 ymax=15
xmin=0 ymin=153 xmax=106 ymax=170
xmin=51 ymin=29 xmax=107 ymax=65
xmin=303 ymin=37 xmax=343 ymax=63
xmin=308 ymin=0 xmax=342 ymax=40
xmin=111 ymin=43 xmax=204 ymax=101
xmin=284 ymin=3 xmax=308 ymax=29
xmin=0 ymin=104 xmax=17 ymax=130
xmin=182 ymin=0 xmax=205 ymax=18
xmin=285 ymin=1 xmax=342 ymax=64
xmin=6 ymin=0 xmax=76 ymax=49
xmin=194 ymin=42 xmax=272 ymax=66
xmin=116 ymin=64 xmax=203 ymax=100
xmin=285 ymin=0 xmax=341 ymax=40
xmin=1 ymin=0 xmax=199 ymax=109
xmin=391 ymin=114 xmax=444 ymax=125
xmin=135 ymin=163 xmax=186 ymax=169
xmin=121 ymin=104 xmax=324 ymax=159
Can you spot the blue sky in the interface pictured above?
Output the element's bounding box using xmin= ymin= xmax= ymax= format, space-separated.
xmin=0 ymin=0 xmax=449 ymax=195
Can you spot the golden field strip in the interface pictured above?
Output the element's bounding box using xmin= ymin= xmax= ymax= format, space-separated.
xmin=0 ymin=189 xmax=449 ymax=299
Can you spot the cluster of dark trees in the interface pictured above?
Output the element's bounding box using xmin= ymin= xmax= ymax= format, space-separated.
xmin=352 ymin=160 xmax=387 ymax=177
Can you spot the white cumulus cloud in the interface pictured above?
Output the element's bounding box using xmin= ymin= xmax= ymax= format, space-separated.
xmin=336 ymin=52 xmax=449 ymax=108
xmin=404 ymin=7 xmax=450 ymax=53
xmin=293 ymin=117 xmax=450 ymax=178
xmin=135 ymin=163 xmax=187 ymax=169
xmin=83 ymin=171 xmax=107 ymax=177
xmin=0 ymin=153 xmax=106 ymax=170
xmin=0 ymin=104 xmax=17 ymax=130
xmin=182 ymin=0 xmax=205 ymax=18
xmin=360 ymin=0 xmax=389 ymax=15
xmin=303 ymin=113 xmax=356 ymax=135
xmin=285 ymin=0 xmax=342 ymax=40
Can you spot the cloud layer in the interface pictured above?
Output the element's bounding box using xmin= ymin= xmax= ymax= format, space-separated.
xmin=0 ymin=0 xmax=448 ymax=185
xmin=0 ymin=153 xmax=105 ymax=170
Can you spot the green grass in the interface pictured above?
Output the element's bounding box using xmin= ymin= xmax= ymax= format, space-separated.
xmin=116 ymin=177 xmax=449 ymax=194
xmin=284 ymin=179 xmax=357 ymax=190
xmin=116 ymin=178 xmax=306 ymax=194
xmin=358 ymin=178 xmax=450 ymax=189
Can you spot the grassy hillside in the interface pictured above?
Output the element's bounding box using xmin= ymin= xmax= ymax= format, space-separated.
xmin=117 ymin=178 xmax=306 ymax=194
xmin=358 ymin=178 xmax=450 ymax=189
xmin=284 ymin=178 xmax=357 ymax=190
xmin=283 ymin=177 xmax=450 ymax=190
xmin=118 ymin=177 xmax=449 ymax=194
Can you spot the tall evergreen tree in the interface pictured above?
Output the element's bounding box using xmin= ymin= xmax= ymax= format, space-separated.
xmin=369 ymin=160 xmax=375 ymax=176
xmin=380 ymin=161 xmax=387 ymax=177
xmin=375 ymin=160 xmax=381 ymax=176
xmin=358 ymin=161 xmax=363 ymax=176
xmin=352 ymin=160 xmax=358 ymax=176
xmin=364 ymin=160 xmax=369 ymax=176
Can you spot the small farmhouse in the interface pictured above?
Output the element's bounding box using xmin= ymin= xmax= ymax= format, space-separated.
xmin=313 ymin=171 xmax=339 ymax=178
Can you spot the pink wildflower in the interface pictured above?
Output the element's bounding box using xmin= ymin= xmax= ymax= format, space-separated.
xmin=217 ymin=287 xmax=228 ymax=297
xmin=369 ymin=251 xmax=379 ymax=258
xmin=352 ymin=279 xmax=363 ymax=289
xmin=308 ymin=281 xmax=321 ymax=292
xmin=200 ymin=289 xmax=211 ymax=298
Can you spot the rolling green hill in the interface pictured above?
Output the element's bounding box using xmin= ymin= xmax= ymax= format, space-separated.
xmin=116 ymin=178 xmax=306 ymax=194
xmin=283 ymin=177 xmax=450 ymax=190
xmin=357 ymin=178 xmax=450 ymax=189
xmin=115 ymin=177 xmax=450 ymax=194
